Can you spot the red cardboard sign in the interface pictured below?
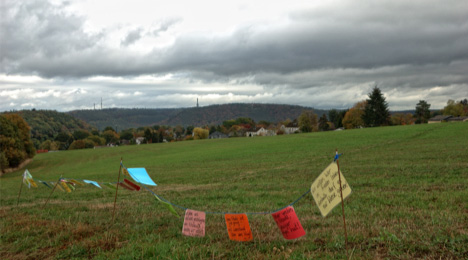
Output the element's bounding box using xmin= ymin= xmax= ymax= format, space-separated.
xmin=271 ymin=206 xmax=306 ymax=240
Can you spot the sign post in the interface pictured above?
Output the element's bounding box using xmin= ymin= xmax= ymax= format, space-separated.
xmin=335 ymin=149 xmax=349 ymax=257
xmin=43 ymin=175 xmax=62 ymax=208
xmin=112 ymin=158 xmax=123 ymax=224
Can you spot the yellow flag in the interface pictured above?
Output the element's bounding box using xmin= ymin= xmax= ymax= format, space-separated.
xmin=60 ymin=182 xmax=72 ymax=193
xmin=54 ymin=182 xmax=65 ymax=192
xmin=311 ymin=162 xmax=352 ymax=217
xmin=29 ymin=178 xmax=38 ymax=188
xmin=66 ymin=183 xmax=75 ymax=191
xmin=70 ymin=179 xmax=84 ymax=186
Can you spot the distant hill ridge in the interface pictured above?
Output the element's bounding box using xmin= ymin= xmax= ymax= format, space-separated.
xmin=69 ymin=103 xmax=328 ymax=130
xmin=1 ymin=110 xmax=95 ymax=148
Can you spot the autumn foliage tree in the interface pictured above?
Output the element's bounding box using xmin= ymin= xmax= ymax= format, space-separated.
xmin=442 ymin=99 xmax=467 ymax=116
xmin=298 ymin=110 xmax=318 ymax=132
xmin=342 ymin=101 xmax=366 ymax=129
xmin=193 ymin=127 xmax=209 ymax=140
xmin=0 ymin=113 xmax=36 ymax=171
xmin=391 ymin=113 xmax=414 ymax=125
xmin=102 ymin=129 xmax=120 ymax=144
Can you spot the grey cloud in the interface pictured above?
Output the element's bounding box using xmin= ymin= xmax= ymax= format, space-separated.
xmin=2 ymin=0 xmax=467 ymax=81
xmin=152 ymin=18 xmax=181 ymax=36
xmin=121 ymin=27 xmax=143 ymax=46
xmin=1 ymin=0 xmax=102 ymax=73
xmin=1 ymin=0 xmax=467 ymax=112
xmin=156 ymin=12 xmax=468 ymax=77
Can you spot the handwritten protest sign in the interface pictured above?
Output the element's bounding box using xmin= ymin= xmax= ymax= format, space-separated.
xmin=311 ymin=162 xmax=351 ymax=217
xmin=225 ymin=213 xmax=253 ymax=241
xmin=271 ymin=206 xmax=306 ymax=240
xmin=182 ymin=209 xmax=206 ymax=237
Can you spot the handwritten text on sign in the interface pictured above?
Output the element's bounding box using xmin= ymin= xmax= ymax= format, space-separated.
xmin=225 ymin=213 xmax=253 ymax=241
xmin=182 ymin=209 xmax=206 ymax=237
xmin=311 ymin=162 xmax=352 ymax=217
xmin=271 ymin=206 xmax=306 ymax=240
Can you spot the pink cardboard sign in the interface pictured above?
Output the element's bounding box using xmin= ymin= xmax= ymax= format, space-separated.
xmin=271 ymin=206 xmax=306 ymax=240
xmin=182 ymin=209 xmax=206 ymax=237
xmin=225 ymin=213 xmax=253 ymax=242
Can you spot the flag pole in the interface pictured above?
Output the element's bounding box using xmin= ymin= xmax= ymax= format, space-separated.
xmin=112 ymin=157 xmax=123 ymax=224
xmin=43 ymin=175 xmax=62 ymax=208
xmin=17 ymin=172 xmax=25 ymax=206
xmin=335 ymin=149 xmax=349 ymax=258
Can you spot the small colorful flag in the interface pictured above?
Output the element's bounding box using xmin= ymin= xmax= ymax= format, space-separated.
xmin=182 ymin=209 xmax=206 ymax=237
xmin=118 ymin=182 xmax=136 ymax=191
xmin=103 ymin=183 xmax=117 ymax=190
xmin=69 ymin=179 xmax=84 ymax=186
xmin=60 ymin=181 xmax=72 ymax=193
xmin=124 ymin=179 xmax=141 ymax=191
xmin=83 ymin=180 xmax=102 ymax=189
xmin=311 ymin=162 xmax=352 ymax=217
xmin=40 ymin=181 xmax=53 ymax=189
xmin=154 ymin=194 xmax=179 ymax=217
xmin=127 ymin=168 xmax=157 ymax=186
xmin=23 ymin=170 xmax=38 ymax=188
xmin=271 ymin=206 xmax=306 ymax=240
xmin=225 ymin=213 xmax=253 ymax=242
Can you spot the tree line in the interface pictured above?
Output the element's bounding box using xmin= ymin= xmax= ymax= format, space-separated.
xmin=2 ymin=89 xmax=466 ymax=170
xmin=1 ymin=114 xmax=36 ymax=172
xmin=297 ymin=87 xmax=468 ymax=132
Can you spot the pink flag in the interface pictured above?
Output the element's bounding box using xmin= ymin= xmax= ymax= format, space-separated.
xmin=182 ymin=209 xmax=206 ymax=237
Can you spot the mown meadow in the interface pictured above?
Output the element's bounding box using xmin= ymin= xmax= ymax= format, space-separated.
xmin=1 ymin=122 xmax=467 ymax=259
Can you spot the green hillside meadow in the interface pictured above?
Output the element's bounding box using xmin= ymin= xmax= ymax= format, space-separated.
xmin=1 ymin=123 xmax=467 ymax=259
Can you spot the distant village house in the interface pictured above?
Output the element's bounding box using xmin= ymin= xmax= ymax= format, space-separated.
xmin=428 ymin=115 xmax=468 ymax=123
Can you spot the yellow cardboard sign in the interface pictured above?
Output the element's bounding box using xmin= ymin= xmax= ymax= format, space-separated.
xmin=311 ymin=162 xmax=351 ymax=217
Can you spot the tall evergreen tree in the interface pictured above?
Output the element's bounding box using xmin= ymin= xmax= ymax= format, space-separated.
xmin=362 ymin=86 xmax=391 ymax=127
xmin=414 ymin=100 xmax=431 ymax=124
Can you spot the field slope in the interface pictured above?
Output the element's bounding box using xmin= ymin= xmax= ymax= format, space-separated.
xmin=1 ymin=123 xmax=467 ymax=259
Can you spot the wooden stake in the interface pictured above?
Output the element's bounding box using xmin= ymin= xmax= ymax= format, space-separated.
xmin=336 ymin=149 xmax=349 ymax=258
xmin=17 ymin=172 xmax=25 ymax=206
xmin=43 ymin=175 xmax=62 ymax=208
xmin=112 ymin=158 xmax=123 ymax=224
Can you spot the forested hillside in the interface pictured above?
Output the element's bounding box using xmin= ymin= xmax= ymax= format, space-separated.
xmin=0 ymin=113 xmax=35 ymax=171
xmin=69 ymin=104 xmax=327 ymax=130
xmin=69 ymin=108 xmax=182 ymax=131
xmin=161 ymin=103 xmax=327 ymax=126
xmin=4 ymin=110 xmax=95 ymax=148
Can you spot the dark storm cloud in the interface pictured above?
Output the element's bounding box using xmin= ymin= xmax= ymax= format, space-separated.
xmin=1 ymin=1 xmax=102 ymax=74
xmin=156 ymin=1 xmax=468 ymax=77
xmin=3 ymin=0 xmax=467 ymax=80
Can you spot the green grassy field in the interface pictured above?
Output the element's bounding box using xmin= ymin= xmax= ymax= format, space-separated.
xmin=1 ymin=123 xmax=467 ymax=259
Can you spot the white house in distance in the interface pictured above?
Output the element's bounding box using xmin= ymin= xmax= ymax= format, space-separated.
xmin=246 ymin=125 xmax=299 ymax=137
xmin=246 ymin=127 xmax=276 ymax=137
xmin=135 ymin=137 xmax=145 ymax=145
xmin=280 ymin=125 xmax=300 ymax=134
xmin=428 ymin=115 xmax=468 ymax=123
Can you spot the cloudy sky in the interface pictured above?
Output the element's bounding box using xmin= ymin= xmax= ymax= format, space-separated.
xmin=1 ymin=0 xmax=467 ymax=112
